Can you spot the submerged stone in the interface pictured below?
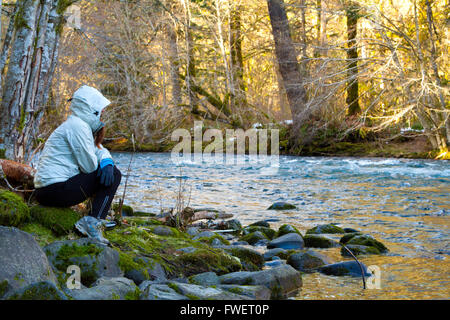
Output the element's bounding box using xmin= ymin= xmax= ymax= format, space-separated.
xmin=239 ymin=231 xmax=268 ymax=245
xmin=340 ymin=244 xmax=381 ymax=257
xmin=276 ymin=224 xmax=302 ymax=238
xmin=267 ymin=202 xmax=297 ymax=210
xmin=318 ymin=261 xmax=371 ymax=277
xmin=306 ymin=224 xmax=345 ymax=235
xmin=287 ymin=250 xmax=332 ymax=273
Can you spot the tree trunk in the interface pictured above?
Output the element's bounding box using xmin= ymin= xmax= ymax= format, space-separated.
xmin=346 ymin=2 xmax=361 ymax=116
xmin=267 ymin=0 xmax=307 ymax=135
xmin=165 ymin=21 xmax=182 ymax=108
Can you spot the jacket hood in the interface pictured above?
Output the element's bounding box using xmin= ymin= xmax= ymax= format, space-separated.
xmin=69 ymin=85 xmax=111 ymax=132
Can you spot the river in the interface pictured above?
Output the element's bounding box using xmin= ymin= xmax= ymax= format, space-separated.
xmin=112 ymin=152 xmax=449 ymax=300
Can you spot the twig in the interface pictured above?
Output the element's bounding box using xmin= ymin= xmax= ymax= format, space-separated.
xmin=117 ymin=134 xmax=136 ymax=221
xmin=339 ymin=243 xmax=367 ymax=289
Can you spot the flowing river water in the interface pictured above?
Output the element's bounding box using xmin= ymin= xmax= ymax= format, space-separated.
xmin=112 ymin=152 xmax=449 ymax=300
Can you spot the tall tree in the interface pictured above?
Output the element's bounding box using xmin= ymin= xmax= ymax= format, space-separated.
xmin=267 ymin=0 xmax=307 ymax=137
xmin=345 ymin=1 xmax=361 ymax=116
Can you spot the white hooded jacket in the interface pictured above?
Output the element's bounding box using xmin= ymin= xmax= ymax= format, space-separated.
xmin=34 ymin=85 xmax=113 ymax=188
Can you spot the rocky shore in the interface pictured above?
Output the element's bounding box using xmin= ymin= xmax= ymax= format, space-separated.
xmin=0 ymin=191 xmax=388 ymax=300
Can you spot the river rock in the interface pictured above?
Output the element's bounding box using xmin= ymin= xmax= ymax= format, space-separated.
xmin=318 ymin=261 xmax=371 ymax=277
xmin=218 ymin=285 xmax=271 ymax=300
xmin=276 ymin=224 xmax=302 ymax=237
xmin=0 ymin=226 xmax=57 ymax=298
xmin=167 ymin=281 xmax=251 ymax=300
xmin=267 ymin=202 xmax=296 ymax=210
xmin=239 ymin=231 xmax=268 ymax=245
xmin=303 ymin=234 xmax=340 ymax=248
xmin=341 ymin=234 xmax=388 ymax=253
xmin=263 ymin=260 xmax=285 ymax=268
xmin=267 ymin=233 xmax=304 ymax=250
xmin=340 ymin=244 xmax=381 ymax=256
xmin=220 ymin=245 xmax=264 ymax=271
xmin=124 ymin=256 xmax=167 ymax=285
xmin=306 ymin=224 xmax=345 ymax=234
xmin=219 ymin=265 xmax=302 ymax=299
xmin=263 ymin=248 xmax=289 ymax=261
xmin=242 ymin=225 xmax=276 ymax=240
xmin=44 ymin=238 xmax=122 ymax=287
xmin=249 ymin=220 xmax=271 ymax=228
xmin=189 ymin=272 xmax=220 ymax=286
xmin=4 ymin=281 xmax=67 ymax=300
xmin=141 ymin=283 xmax=188 ymax=300
xmin=287 ymin=250 xmax=332 ymax=273
xmin=66 ymin=277 xmax=137 ymax=300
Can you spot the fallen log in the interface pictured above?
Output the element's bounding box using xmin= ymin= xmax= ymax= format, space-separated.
xmin=155 ymin=207 xmax=233 ymax=226
xmin=0 ymin=159 xmax=36 ymax=188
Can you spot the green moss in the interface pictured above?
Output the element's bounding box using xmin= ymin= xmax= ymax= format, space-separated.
xmin=306 ymin=224 xmax=345 ymax=235
xmin=346 ymin=235 xmax=388 ymax=253
xmin=227 ymin=286 xmax=244 ymax=295
xmin=0 ymin=149 xmax=5 ymax=159
xmin=243 ymin=226 xmax=276 ymax=240
xmin=113 ymin=203 xmax=134 ymax=216
xmin=7 ymin=283 xmax=64 ymax=300
xmin=14 ymin=3 xmax=29 ymax=30
xmin=303 ymin=235 xmax=338 ymax=248
xmin=30 ymin=205 xmax=81 ymax=236
xmin=132 ymin=211 xmax=156 ymax=217
xmin=0 ymin=280 xmax=9 ymax=298
xmin=277 ymin=224 xmax=303 ymax=238
xmin=226 ymin=247 xmax=264 ymax=271
xmin=125 ymin=287 xmax=141 ymax=300
xmin=0 ymin=190 xmax=30 ymax=227
xmin=196 ymin=234 xmax=230 ymax=245
xmin=339 ymin=232 xmax=363 ymax=244
xmin=341 ymin=245 xmax=381 ymax=256
xmin=239 ymin=231 xmax=268 ymax=245
xmin=174 ymin=249 xmax=241 ymax=276
xmin=20 ymin=222 xmax=62 ymax=246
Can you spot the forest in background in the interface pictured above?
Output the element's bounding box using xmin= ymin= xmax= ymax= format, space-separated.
xmin=0 ymin=0 xmax=448 ymax=162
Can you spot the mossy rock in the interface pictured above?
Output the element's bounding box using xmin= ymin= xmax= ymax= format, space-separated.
xmin=196 ymin=234 xmax=230 ymax=246
xmin=249 ymin=220 xmax=270 ymax=228
xmin=238 ymin=231 xmax=268 ymax=245
xmin=277 ymin=224 xmax=303 ymax=238
xmin=0 ymin=190 xmax=30 ymax=227
xmin=303 ymin=235 xmax=339 ymax=248
xmin=126 ymin=216 xmax=163 ymax=227
xmin=30 ymin=205 xmax=81 ymax=236
xmin=339 ymin=232 xmax=363 ymax=244
xmin=131 ymin=211 xmax=156 ymax=217
xmin=242 ymin=226 xmax=276 ymax=240
xmin=306 ymin=224 xmax=345 ymax=235
xmin=345 ymin=234 xmax=388 ymax=253
xmin=224 ymin=246 xmax=264 ymax=271
xmin=341 ymin=244 xmax=381 ymax=257
xmin=112 ymin=203 xmax=134 ymax=216
xmin=173 ymin=249 xmax=242 ymax=277
xmin=267 ymin=202 xmax=296 ymax=210
xmin=6 ymin=281 xmax=67 ymax=300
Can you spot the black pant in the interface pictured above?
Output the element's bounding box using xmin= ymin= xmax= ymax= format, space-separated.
xmin=35 ymin=166 xmax=122 ymax=219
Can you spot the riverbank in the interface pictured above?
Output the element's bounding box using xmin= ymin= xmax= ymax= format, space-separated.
xmin=104 ymin=134 xmax=447 ymax=160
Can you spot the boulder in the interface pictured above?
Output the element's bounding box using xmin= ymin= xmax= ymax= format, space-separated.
xmin=341 ymin=234 xmax=388 ymax=253
xmin=0 ymin=226 xmax=56 ymax=298
xmin=318 ymin=261 xmax=371 ymax=277
xmin=167 ymin=281 xmax=250 ymax=300
xmin=219 ymin=265 xmax=302 ymax=299
xmin=189 ymin=272 xmax=220 ymax=286
xmin=218 ymin=285 xmax=271 ymax=300
xmin=306 ymin=224 xmax=345 ymax=235
xmin=303 ymin=235 xmax=339 ymax=248
xmin=267 ymin=202 xmax=296 ymax=210
xmin=286 ymin=250 xmax=332 ymax=272
xmin=0 ymin=190 xmax=30 ymax=227
xmin=5 ymin=281 xmax=67 ymax=300
xmin=44 ymin=238 xmax=122 ymax=287
xmin=267 ymin=233 xmax=304 ymax=250
xmin=263 ymin=248 xmax=289 ymax=261
xmin=66 ymin=277 xmax=138 ymax=300
xmin=123 ymin=256 xmax=167 ymax=285
xmin=249 ymin=220 xmax=270 ymax=228
xmin=141 ymin=283 xmax=188 ymax=300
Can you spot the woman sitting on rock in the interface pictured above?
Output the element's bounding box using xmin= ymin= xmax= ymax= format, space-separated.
xmin=33 ymin=85 xmax=122 ymax=245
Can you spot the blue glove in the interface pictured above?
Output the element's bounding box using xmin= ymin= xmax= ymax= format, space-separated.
xmin=97 ymin=159 xmax=114 ymax=187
